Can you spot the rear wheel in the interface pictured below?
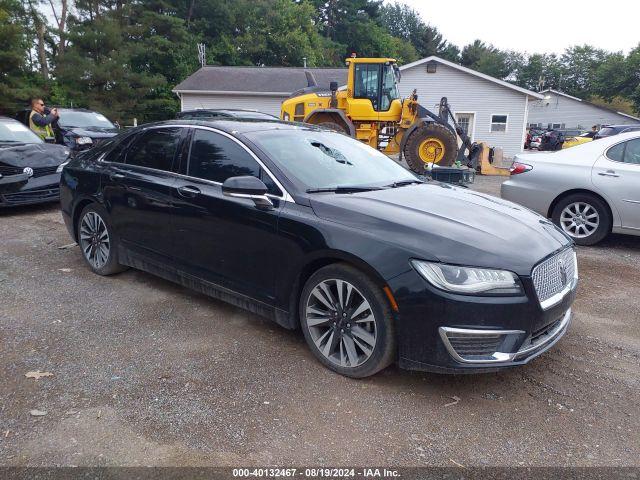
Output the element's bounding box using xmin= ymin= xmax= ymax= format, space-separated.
xmin=551 ymin=193 xmax=611 ymax=245
xmin=299 ymin=264 xmax=395 ymax=378
xmin=404 ymin=122 xmax=458 ymax=173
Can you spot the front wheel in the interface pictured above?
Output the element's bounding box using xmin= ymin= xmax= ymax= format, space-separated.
xmin=299 ymin=264 xmax=396 ymax=378
xmin=551 ymin=193 xmax=611 ymax=246
xmin=77 ymin=203 xmax=128 ymax=275
xmin=404 ymin=122 xmax=459 ymax=173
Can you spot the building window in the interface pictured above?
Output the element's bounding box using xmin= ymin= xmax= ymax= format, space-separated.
xmin=491 ymin=114 xmax=508 ymax=132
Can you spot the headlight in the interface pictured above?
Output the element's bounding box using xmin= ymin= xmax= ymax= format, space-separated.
xmin=76 ymin=136 xmax=93 ymax=145
xmin=411 ymin=260 xmax=523 ymax=295
xmin=56 ymin=161 xmax=70 ymax=173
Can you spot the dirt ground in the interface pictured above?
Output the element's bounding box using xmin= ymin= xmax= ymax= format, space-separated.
xmin=1 ymin=176 xmax=638 ymax=468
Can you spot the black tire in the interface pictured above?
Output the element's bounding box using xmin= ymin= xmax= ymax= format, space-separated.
xmin=76 ymin=203 xmax=128 ymax=275
xmin=404 ymin=122 xmax=458 ymax=173
xmin=551 ymin=193 xmax=611 ymax=246
xmin=316 ymin=121 xmax=349 ymax=135
xmin=299 ymin=263 xmax=396 ymax=378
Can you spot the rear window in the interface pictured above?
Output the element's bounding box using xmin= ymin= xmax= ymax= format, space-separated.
xmin=597 ymin=127 xmax=617 ymax=137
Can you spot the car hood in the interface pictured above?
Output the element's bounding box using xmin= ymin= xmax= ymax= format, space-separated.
xmin=309 ymin=182 xmax=572 ymax=275
xmin=60 ymin=126 xmax=118 ymax=138
xmin=0 ymin=142 xmax=70 ymax=167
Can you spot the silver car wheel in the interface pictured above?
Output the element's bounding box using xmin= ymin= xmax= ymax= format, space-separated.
xmin=305 ymin=279 xmax=377 ymax=368
xmin=79 ymin=211 xmax=110 ymax=269
xmin=560 ymin=202 xmax=599 ymax=238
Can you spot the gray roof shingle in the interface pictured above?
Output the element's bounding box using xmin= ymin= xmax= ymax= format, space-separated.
xmin=173 ymin=66 xmax=348 ymax=95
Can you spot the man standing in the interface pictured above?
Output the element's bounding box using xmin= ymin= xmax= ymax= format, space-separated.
xmin=29 ymin=98 xmax=58 ymax=140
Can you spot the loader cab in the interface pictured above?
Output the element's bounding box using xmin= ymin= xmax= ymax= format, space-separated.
xmin=346 ymin=57 xmax=403 ymax=120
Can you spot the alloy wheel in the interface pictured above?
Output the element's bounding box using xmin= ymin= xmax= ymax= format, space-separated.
xmin=559 ymin=202 xmax=599 ymax=238
xmin=79 ymin=211 xmax=110 ymax=269
xmin=305 ymin=279 xmax=377 ymax=368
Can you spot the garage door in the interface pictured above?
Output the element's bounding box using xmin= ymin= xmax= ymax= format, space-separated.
xmin=181 ymin=94 xmax=286 ymax=118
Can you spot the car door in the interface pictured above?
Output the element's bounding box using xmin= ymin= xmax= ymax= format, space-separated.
xmin=101 ymin=126 xmax=186 ymax=258
xmin=592 ymin=138 xmax=640 ymax=230
xmin=170 ymin=127 xmax=285 ymax=303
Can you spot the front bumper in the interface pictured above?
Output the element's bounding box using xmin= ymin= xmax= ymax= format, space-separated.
xmin=389 ymin=267 xmax=576 ymax=373
xmin=0 ymin=174 xmax=61 ymax=207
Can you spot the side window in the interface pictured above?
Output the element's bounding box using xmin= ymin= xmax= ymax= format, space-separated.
xmin=103 ymin=134 xmax=137 ymax=163
xmin=188 ymin=129 xmax=281 ymax=195
xmin=622 ymin=139 xmax=640 ymax=165
xmin=125 ymin=128 xmax=182 ymax=171
xmin=607 ymin=142 xmax=625 ymax=162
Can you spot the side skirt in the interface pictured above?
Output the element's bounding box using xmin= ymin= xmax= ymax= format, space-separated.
xmin=118 ymin=246 xmax=296 ymax=330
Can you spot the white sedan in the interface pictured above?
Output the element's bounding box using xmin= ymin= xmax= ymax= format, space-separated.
xmin=502 ymin=131 xmax=640 ymax=245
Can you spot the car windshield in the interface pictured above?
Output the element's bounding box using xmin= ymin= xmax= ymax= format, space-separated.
xmin=0 ymin=122 xmax=43 ymax=144
xmin=57 ymin=111 xmax=115 ymax=129
xmin=246 ymin=129 xmax=417 ymax=190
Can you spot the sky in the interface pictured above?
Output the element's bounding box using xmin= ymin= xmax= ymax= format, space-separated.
xmin=397 ymin=0 xmax=639 ymax=55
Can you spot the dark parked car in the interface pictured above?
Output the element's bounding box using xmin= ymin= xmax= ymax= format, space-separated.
xmin=60 ymin=119 xmax=577 ymax=377
xmin=0 ymin=117 xmax=70 ymax=207
xmin=594 ymin=124 xmax=640 ymax=140
xmin=15 ymin=108 xmax=119 ymax=152
xmin=176 ymin=109 xmax=278 ymax=121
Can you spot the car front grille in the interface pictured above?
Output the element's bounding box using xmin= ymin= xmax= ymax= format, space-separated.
xmin=1 ymin=187 xmax=60 ymax=205
xmin=0 ymin=165 xmax=59 ymax=178
xmin=531 ymin=247 xmax=577 ymax=309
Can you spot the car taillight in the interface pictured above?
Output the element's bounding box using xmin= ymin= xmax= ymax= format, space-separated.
xmin=510 ymin=162 xmax=533 ymax=175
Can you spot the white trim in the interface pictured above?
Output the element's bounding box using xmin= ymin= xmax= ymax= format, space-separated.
xmin=172 ymin=89 xmax=290 ymax=97
xmin=490 ymin=113 xmax=509 ymax=133
xmin=400 ymin=56 xmax=545 ymax=100
xmin=540 ymin=89 xmax=583 ymax=102
xmin=618 ymin=111 xmax=640 ymax=121
xmin=540 ymin=89 xmax=640 ymax=122
xmin=521 ymin=96 xmax=529 ymax=151
xmin=453 ymin=111 xmax=476 ymax=142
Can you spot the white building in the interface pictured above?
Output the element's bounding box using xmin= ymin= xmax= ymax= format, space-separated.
xmin=398 ymin=56 xmax=543 ymax=158
xmin=527 ymin=89 xmax=640 ymax=130
xmin=174 ymin=56 xmax=544 ymax=158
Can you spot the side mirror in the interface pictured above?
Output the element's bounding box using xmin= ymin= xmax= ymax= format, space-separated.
xmin=44 ymin=136 xmax=56 ymax=144
xmin=222 ymin=176 xmax=273 ymax=211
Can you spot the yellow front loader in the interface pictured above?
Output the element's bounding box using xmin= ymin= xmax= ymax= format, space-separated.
xmin=281 ymin=56 xmax=481 ymax=174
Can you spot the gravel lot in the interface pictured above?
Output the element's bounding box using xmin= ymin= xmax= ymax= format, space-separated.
xmin=1 ymin=176 xmax=638 ymax=468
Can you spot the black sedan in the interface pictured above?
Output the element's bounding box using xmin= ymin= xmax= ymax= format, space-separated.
xmin=0 ymin=117 xmax=70 ymax=207
xmin=15 ymin=108 xmax=119 ymax=152
xmin=60 ymin=119 xmax=577 ymax=377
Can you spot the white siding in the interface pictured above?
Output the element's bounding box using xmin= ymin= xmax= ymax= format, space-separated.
xmin=180 ymin=93 xmax=286 ymax=117
xmin=527 ymin=92 xmax=638 ymax=129
xmin=399 ymin=63 xmax=528 ymax=158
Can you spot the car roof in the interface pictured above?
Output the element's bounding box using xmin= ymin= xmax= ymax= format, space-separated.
xmin=0 ymin=116 xmax=22 ymax=123
xmin=144 ymin=118 xmax=319 ymax=135
xmin=602 ymin=124 xmax=640 ymax=129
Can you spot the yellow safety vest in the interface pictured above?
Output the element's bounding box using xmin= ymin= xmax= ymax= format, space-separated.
xmin=29 ymin=110 xmax=54 ymax=140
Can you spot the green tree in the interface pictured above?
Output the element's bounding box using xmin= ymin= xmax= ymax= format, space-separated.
xmin=460 ymin=40 xmax=521 ymax=80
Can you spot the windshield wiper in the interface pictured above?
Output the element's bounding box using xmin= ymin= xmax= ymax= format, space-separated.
xmin=306 ymin=186 xmax=383 ymax=194
xmin=385 ymin=179 xmax=424 ymax=188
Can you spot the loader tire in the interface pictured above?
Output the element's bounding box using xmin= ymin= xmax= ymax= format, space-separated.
xmin=404 ymin=123 xmax=458 ymax=173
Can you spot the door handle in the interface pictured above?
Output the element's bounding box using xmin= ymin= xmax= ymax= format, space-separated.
xmin=177 ymin=185 xmax=201 ymax=197
xmin=109 ymin=172 xmax=125 ymax=181
xmin=598 ymin=170 xmax=619 ymax=177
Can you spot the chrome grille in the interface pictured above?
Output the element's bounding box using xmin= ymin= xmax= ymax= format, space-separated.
xmin=532 ymin=248 xmax=577 ymax=308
